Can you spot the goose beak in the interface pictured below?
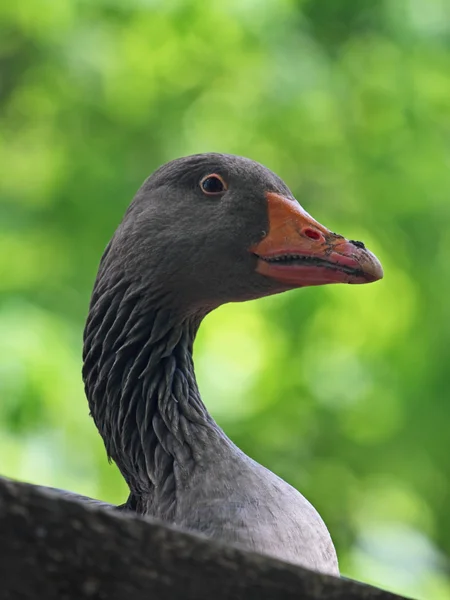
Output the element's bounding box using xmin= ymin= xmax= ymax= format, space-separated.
xmin=250 ymin=192 xmax=383 ymax=287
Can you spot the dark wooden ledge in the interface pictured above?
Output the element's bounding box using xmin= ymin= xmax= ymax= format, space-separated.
xmin=0 ymin=477 xmax=410 ymax=600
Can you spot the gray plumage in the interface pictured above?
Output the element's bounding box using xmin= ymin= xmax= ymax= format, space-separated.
xmin=80 ymin=153 xmax=379 ymax=576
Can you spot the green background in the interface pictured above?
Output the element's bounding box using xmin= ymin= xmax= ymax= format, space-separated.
xmin=1 ymin=1 xmax=449 ymax=597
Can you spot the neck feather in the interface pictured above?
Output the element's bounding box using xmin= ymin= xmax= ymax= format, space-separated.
xmin=82 ymin=273 xmax=220 ymax=503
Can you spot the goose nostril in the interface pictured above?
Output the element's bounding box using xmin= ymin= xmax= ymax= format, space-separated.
xmin=303 ymin=228 xmax=323 ymax=241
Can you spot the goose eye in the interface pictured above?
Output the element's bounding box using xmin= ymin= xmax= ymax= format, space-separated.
xmin=200 ymin=174 xmax=227 ymax=195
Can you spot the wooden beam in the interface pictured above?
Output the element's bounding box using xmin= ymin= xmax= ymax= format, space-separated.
xmin=0 ymin=477 xmax=409 ymax=600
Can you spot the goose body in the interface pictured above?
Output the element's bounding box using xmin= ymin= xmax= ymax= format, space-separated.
xmin=82 ymin=153 xmax=383 ymax=575
xmin=159 ymin=443 xmax=339 ymax=572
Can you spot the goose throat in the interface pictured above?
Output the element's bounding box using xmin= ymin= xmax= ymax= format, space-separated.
xmin=82 ymin=273 xmax=218 ymax=503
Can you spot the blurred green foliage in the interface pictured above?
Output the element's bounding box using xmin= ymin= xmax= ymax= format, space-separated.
xmin=1 ymin=0 xmax=450 ymax=598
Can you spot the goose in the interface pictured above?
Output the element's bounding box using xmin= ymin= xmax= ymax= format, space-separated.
xmin=81 ymin=153 xmax=383 ymax=576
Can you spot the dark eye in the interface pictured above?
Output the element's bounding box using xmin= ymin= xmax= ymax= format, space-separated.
xmin=200 ymin=174 xmax=227 ymax=195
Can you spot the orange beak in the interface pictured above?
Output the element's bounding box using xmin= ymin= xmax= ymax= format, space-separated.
xmin=250 ymin=192 xmax=383 ymax=287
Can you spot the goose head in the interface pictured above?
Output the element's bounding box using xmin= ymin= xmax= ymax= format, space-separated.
xmin=103 ymin=153 xmax=383 ymax=316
